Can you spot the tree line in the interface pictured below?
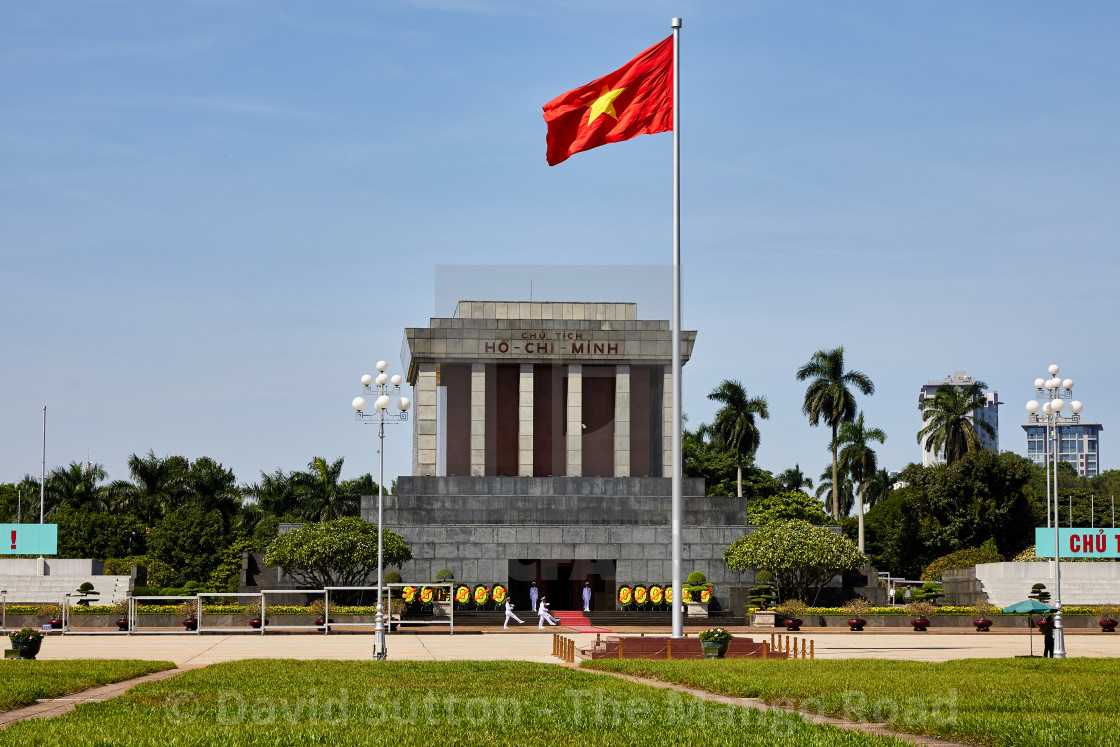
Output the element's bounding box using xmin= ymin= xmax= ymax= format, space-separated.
xmin=0 ymin=453 xmax=382 ymax=589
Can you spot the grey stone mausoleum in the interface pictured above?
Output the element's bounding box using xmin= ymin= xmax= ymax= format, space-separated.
xmin=360 ymin=301 xmax=759 ymax=611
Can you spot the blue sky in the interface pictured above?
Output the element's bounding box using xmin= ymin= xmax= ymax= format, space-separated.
xmin=3 ymin=1 xmax=1119 ymax=497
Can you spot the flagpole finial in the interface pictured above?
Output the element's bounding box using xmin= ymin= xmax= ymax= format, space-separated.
xmin=671 ymin=17 xmax=682 ymax=28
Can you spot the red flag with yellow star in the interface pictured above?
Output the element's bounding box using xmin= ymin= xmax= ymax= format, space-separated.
xmin=543 ymin=36 xmax=673 ymax=166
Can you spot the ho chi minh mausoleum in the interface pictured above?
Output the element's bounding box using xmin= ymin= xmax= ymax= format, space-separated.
xmin=359 ymin=300 xmax=767 ymax=612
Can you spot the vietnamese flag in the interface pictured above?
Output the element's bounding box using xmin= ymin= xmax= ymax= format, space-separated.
xmin=543 ymin=36 xmax=673 ymax=166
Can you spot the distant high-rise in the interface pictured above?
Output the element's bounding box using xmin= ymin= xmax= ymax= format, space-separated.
xmin=918 ymin=370 xmax=999 ymax=466
xmin=1022 ymin=420 xmax=1103 ymax=477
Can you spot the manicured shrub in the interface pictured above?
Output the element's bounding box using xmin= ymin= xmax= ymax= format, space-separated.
xmin=921 ymin=547 xmax=1004 ymax=581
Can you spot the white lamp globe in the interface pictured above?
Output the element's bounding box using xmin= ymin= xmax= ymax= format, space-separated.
xmin=361 ymin=374 xmax=373 ymax=387
xmin=375 ymin=394 xmax=391 ymax=411
xmin=1051 ymin=399 xmax=1065 ymax=413
xmin=391 ymin=375 xmax=402 ymax=386
xmin=1062 ymin=378 xmax=1074 ymax=390
xmin=1045 ymin=379 xmax=1055 ymax=390
xmin=352 ymin=397 xmax=367 ymax=411
xmin=376 ymin=373 xmax=389 ymax=386
xmin=1034 ymin=378 xmax=1045 ymax=389
xmin=1043 ymin=402 xmax=1052 ymax=414
xmin=398 ymin=397 xmax=411 ymax=411
xmin=377 ymin=360 xmax=388 ymax=372
xmin=1026 ymin=400 xmax=1040 ymax=414
xmin=1049 ymin=364 xmax=1060 ymax=375
xmin=1070 ymin=401 xmax=1083 ymax=414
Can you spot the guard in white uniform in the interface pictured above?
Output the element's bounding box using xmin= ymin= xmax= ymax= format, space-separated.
xmin=529 ymin=582 xmax=539 ymax=616
xmin=503 ymin=598 xmax=523 ymax=629
xmin=582 ymin=581 xmax=592 ymax=613
xmin=537 ymin=597 xmax=558 ymax=628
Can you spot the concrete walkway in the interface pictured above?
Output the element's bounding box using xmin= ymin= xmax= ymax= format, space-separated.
xmin=29 ymin=626 xmax=1120 ymax=667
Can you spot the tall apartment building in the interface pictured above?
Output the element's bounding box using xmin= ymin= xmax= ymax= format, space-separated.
xmin=1022 ymin=420 xmax=1103 ymax=477
xmin=918 ymin=370 xmax=999 ymax=466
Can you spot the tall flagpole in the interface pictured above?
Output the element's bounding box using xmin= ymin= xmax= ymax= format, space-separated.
xmin=670 ymin=16 xmax=683 ymax=640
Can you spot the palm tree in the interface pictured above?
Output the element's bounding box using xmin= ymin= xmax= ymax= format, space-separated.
xmin=815 ymin=465 xmax=854 ymax=518
xmin=293 ymin=456 xmax=358 ymax=521
xmin=796 ymin=347 xmax=875 ymax=520
xmin=705 ymin=380 xmax=770 ymax=498
xmin=837 ymin=412 xmax=887 ymax=551
xmin=109 ymin=451 xmax=189 ymax=525
xmin=917 ymin=381 xmax=997 ymax=464
xmin=861 ymin=468 xmax=894 ymax=511
xmin=45 ymin=461 xmax=108 ymax=515
xmin=777 ymin=464 xmax=813 ymax=492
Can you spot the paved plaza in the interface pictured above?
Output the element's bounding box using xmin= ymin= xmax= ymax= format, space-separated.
xmin=30 ymin=626 xmax=1120 ymax=668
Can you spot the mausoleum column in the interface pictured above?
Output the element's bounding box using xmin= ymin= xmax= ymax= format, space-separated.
xmin=662 ymin=368 xmax=674 ymax=477
xmin=471 ymin=363 xmax=486 ymax=476
xmin=614 ymin=365 xmax=630 ymax=477
xmin=519 ymin=364 xmax=534 ymax=476
xmin=415 ymin=363 xmax=438 ymax=476
xmin=566 ymin=364 xmax=582 ymax=477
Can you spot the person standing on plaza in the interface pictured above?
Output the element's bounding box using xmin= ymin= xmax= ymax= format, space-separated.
xmin=529 ymin=582 xmax=539 ymax=616
xmin=1040 ymin=613 xmax=1055 ymax=658
xmin=582 ymin=581 xmax=592 ymax=613
xmin=503 ymin=598 xmax=523 ymax=629
xmin=538 ymin=596 xmax=558 ymax=628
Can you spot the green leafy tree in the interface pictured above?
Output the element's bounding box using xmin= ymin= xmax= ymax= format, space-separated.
xmin=54 ymin=506 xmax=145 ymax=559
xmin=147 ymin=506 xmax=227 ymax=585
xmin=264 ymin=516 xmax=412 ymax=588
xmin=704 ymin=379 xmax=769 ymax=498
xmin=246 ymin=468 xmax=300 ymax=518
xmin=185 ymin=457 xmax=242 ymax=529
xmin=917 ymin=381 xmax=996 ymax=464
xmin=796 ymin=347 xmax=875 ymax=520
xmin=723 ymin=519 xmax=865 ymax=602
xmin=682 ymin=420 xmax=781 ymax=499
xmin=745 ymin=490 xmax=832 ymax=526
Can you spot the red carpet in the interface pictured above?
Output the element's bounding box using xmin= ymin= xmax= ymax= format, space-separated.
xmin=552 ymin=611 xmax=612 ymax=633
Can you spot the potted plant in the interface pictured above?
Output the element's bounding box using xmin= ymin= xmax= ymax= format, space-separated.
xmin=75 ymin=582 xmax=99 ymax=605
xmin=8 ymin=628 xmax=45 ymax=660
xmin=113 ymin=599 xmax=130 ymax=631
xmin=698 ymin=627 xmax=733 ymax=658
xmin=748 ymin=571 xmax=775 ymax=610
xmin=971 ymin=598 xmax=998 ymax=632
xmin=309 ymin=598 xmax=330 ymax=629
xmin=843 ymin=596 xmax=873 ymax=631
xmin=245 ymin=598 xmax=266 ymax=628
xmin=906 ymin=601 xmax=935 ymax=631
xmin=774 ymin=599 xmax=808 ymax=631
xmin=388 ymin=598 xmax=407 ymax=631
xmin=39 ymin=602 xmax=63 ymax=629
xmin=1097 ymin=603 xmax=1119 ymax=633
xmin=179 ymin=599 xmax=198 ymax=630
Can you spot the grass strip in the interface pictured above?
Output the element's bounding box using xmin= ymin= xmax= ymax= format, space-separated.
xmin=582 ymin=657 xmax=1120 ymax=747
xmin=3 ymin=659 xmax=913 ymax=746
xmin=0 ymin=660 xmax=177 ymax=712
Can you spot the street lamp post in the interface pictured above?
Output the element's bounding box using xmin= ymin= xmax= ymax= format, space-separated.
xmin=1026 ymin=363 xmax=1082 ymax=659
xmin=352 ymin=360 xmax=411 ymax=661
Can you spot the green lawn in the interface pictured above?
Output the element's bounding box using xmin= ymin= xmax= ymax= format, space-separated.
xmin=0 ymin=660 xmax=177 ymax=712
xmin=582 ymin=657 xmax=1120 ymax=747
xmin=3 ymin=660 xmax=912 ymax=746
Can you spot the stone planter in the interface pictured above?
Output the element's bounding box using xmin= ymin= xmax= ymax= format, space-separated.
xmin=431 ymin=601 xmax=452 ymax=618
xmin=751 ymin=610 xmax=777 ymax=627
xmin=700 ymin=641 xmax=728 ymax=659
xmin=11 ymin=637 xmax=42 ymax=660
xmin=973 ymin=618 xmax=993 ymax=632
xmin=686 ymin=602 xmax=708 ymax=618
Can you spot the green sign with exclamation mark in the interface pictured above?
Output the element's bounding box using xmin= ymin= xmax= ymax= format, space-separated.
xmin=1 ymin=524 xmax=58 ymax=555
